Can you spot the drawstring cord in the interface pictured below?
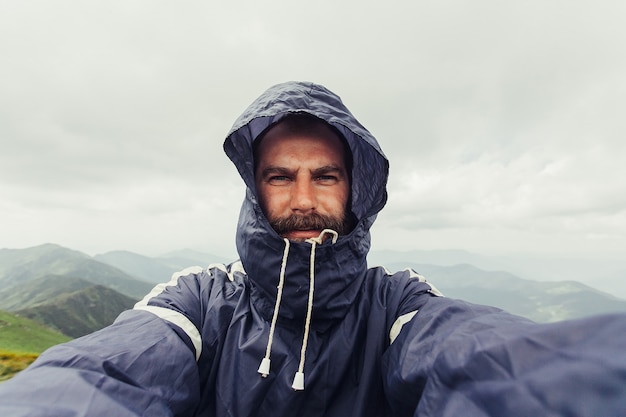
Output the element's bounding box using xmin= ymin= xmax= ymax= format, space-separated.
xmin=257 ymin=229 xmax=338 ymax=391
xmin=258 ymin=238 xmax=291 ymax=377
xmin=293 ymin=229 xmax=338 ymax=390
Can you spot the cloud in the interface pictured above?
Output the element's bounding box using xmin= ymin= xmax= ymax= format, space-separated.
xmin=1 ymin=0 xmax=625 ymax=262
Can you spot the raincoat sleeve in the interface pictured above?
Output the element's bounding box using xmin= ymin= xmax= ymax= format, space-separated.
xmin=0 ymin=268 xmax=211 ymax=417
xmin=382 ymin=295 xmax=626 ymax=417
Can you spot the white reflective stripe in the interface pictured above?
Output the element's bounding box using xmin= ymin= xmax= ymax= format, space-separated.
xmin=208 ymin=261 xmax=245 ymax=282
xmin=404 ymin=268 xmax=445 ymax=297
xmin=404 ymin=268 xmax=426 ymax=281
xmin=389 ymin=310 xmax=418 ymax=345
xmin=134 ymin=305 xmax=203 ymax=361
xmin=427 ymin=283 xmax=444 ymax=297
xmin=135 ymin=266 xmax=205 ymax=307
xmin=376 ymin=265 xmax=445 ymax=297
xmin=134 ymin=266 xmax=205 ymax=361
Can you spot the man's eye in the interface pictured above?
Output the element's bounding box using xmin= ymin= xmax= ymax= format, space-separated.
xmin=316 ymin=175 xmax=338 ymax=183
xmin=268 ymin=175 xmax=290 ymax=183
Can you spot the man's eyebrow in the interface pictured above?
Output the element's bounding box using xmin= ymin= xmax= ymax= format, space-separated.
xmin=311 ymin=165 xmax=346 ymax=176
xmin=259 ymin=166 xmax=295 ymax=177
xmin=259 ymin=165 xmax=345 ymax=178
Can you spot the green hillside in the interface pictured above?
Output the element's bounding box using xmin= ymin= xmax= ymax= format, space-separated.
xmin=0 ymin=308 xmax=70 ymax=381
xmin=0 ymin=275 xmax=95 ymax=311
xmin=16 ymin=285 xmax=136 ymax=338
xmin=0 ymin=309 xmax=70 ymax=353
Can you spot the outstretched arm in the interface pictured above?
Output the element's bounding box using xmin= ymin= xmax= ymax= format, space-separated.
xmin=0 ymin=310 xmax=201 ymax=417
xmin=0 ymin=267 xmax=214 ymax=417
xmin=383 ymin=296 xmax=626 ymax=416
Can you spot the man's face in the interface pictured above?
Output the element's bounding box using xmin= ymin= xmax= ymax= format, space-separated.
xmin=254 ymin=122 xmax=351 ymax=242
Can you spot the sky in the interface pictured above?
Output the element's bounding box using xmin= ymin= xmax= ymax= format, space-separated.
xmin=1 ymin=1 xmax=625 ymax=270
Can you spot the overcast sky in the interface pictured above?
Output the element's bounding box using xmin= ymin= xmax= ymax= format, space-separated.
xmin=1 ymin=1 xmax=625 ymax=266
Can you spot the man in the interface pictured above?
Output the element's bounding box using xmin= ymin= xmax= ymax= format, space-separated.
xmin=0 ymin=81 xmax=625 ymax=416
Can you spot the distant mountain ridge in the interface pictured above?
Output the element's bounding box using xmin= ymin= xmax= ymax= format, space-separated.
xmin=0 ymin=244 xmax=154 ymax=341
xmin=368 ymin=248 xmax=626 ymax=299
xmin=16 ymin=285 xmax=136 ymax=338
xmin=96 ymin=246 xmax=626 ymax=323
xmin=94 ymin=249 xmax=233 ymax=284
xmin=386 ymin=262 xmax=626 ymax=322
xmin=0 ymin=243 xmax=153 ymax=302
xmin=93 ymin=250 xmax=177 ymax=284
xmin=0 ymin=275 xmax=96 ymax=311
xmin=0 ymin=242 xmax=624 ymax=352
xmin=0 ymin=244 xmax=228 ymax=342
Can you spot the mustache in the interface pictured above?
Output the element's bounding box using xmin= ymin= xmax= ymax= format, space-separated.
xmin=269 ymin=212 xmax=351 ymax=236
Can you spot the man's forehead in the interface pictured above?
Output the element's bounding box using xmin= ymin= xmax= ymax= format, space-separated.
xmin=253 ymin=114 xmax=352 ymax=169
xmin=258 ymin=116 xmax=339 ymax=144
xmin=255 ymin=129 xmax=347 ymax=163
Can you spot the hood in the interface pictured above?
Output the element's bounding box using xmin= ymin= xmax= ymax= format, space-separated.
xmin=223 ymin=81 xmax=389 ymax=324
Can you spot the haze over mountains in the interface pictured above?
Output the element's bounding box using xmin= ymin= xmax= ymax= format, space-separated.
xmin=367 ymin=249 xmax=626 ymax=300
xmin=0 ymin=243 xmax=625 ymax=345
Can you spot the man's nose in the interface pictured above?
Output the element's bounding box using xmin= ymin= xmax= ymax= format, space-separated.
xmin=291 ymin=179 xmax=315 ymax=213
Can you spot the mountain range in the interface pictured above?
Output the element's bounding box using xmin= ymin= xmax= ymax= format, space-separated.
xmin=0 ymin=243 xmax=153 ymax=300
xmin=93 ymin=248 xmax=232 ymax=284
xmin=15 ymin=285 xmax=137 ymax=338
xmin=0 ymin=243 xmax=625 ymax=351
xmin=385 ymin=262 xmax=626 ymax=322
xmin=367 ymin=249 xmax=626 ymax=299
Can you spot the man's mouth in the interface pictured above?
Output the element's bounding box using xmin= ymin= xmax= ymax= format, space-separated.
xmin=269 ymin=212 xmax=350 ymax=241
xmin=282 ymin=229 xmax=322 ymax=241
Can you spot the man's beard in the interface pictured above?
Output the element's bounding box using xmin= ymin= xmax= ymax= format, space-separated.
xmin=269 ymin=212 xmax=354 ymax=241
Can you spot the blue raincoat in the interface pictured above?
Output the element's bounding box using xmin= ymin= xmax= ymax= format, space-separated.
xmin=1 ymin=81 xmax=625 ymax=416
